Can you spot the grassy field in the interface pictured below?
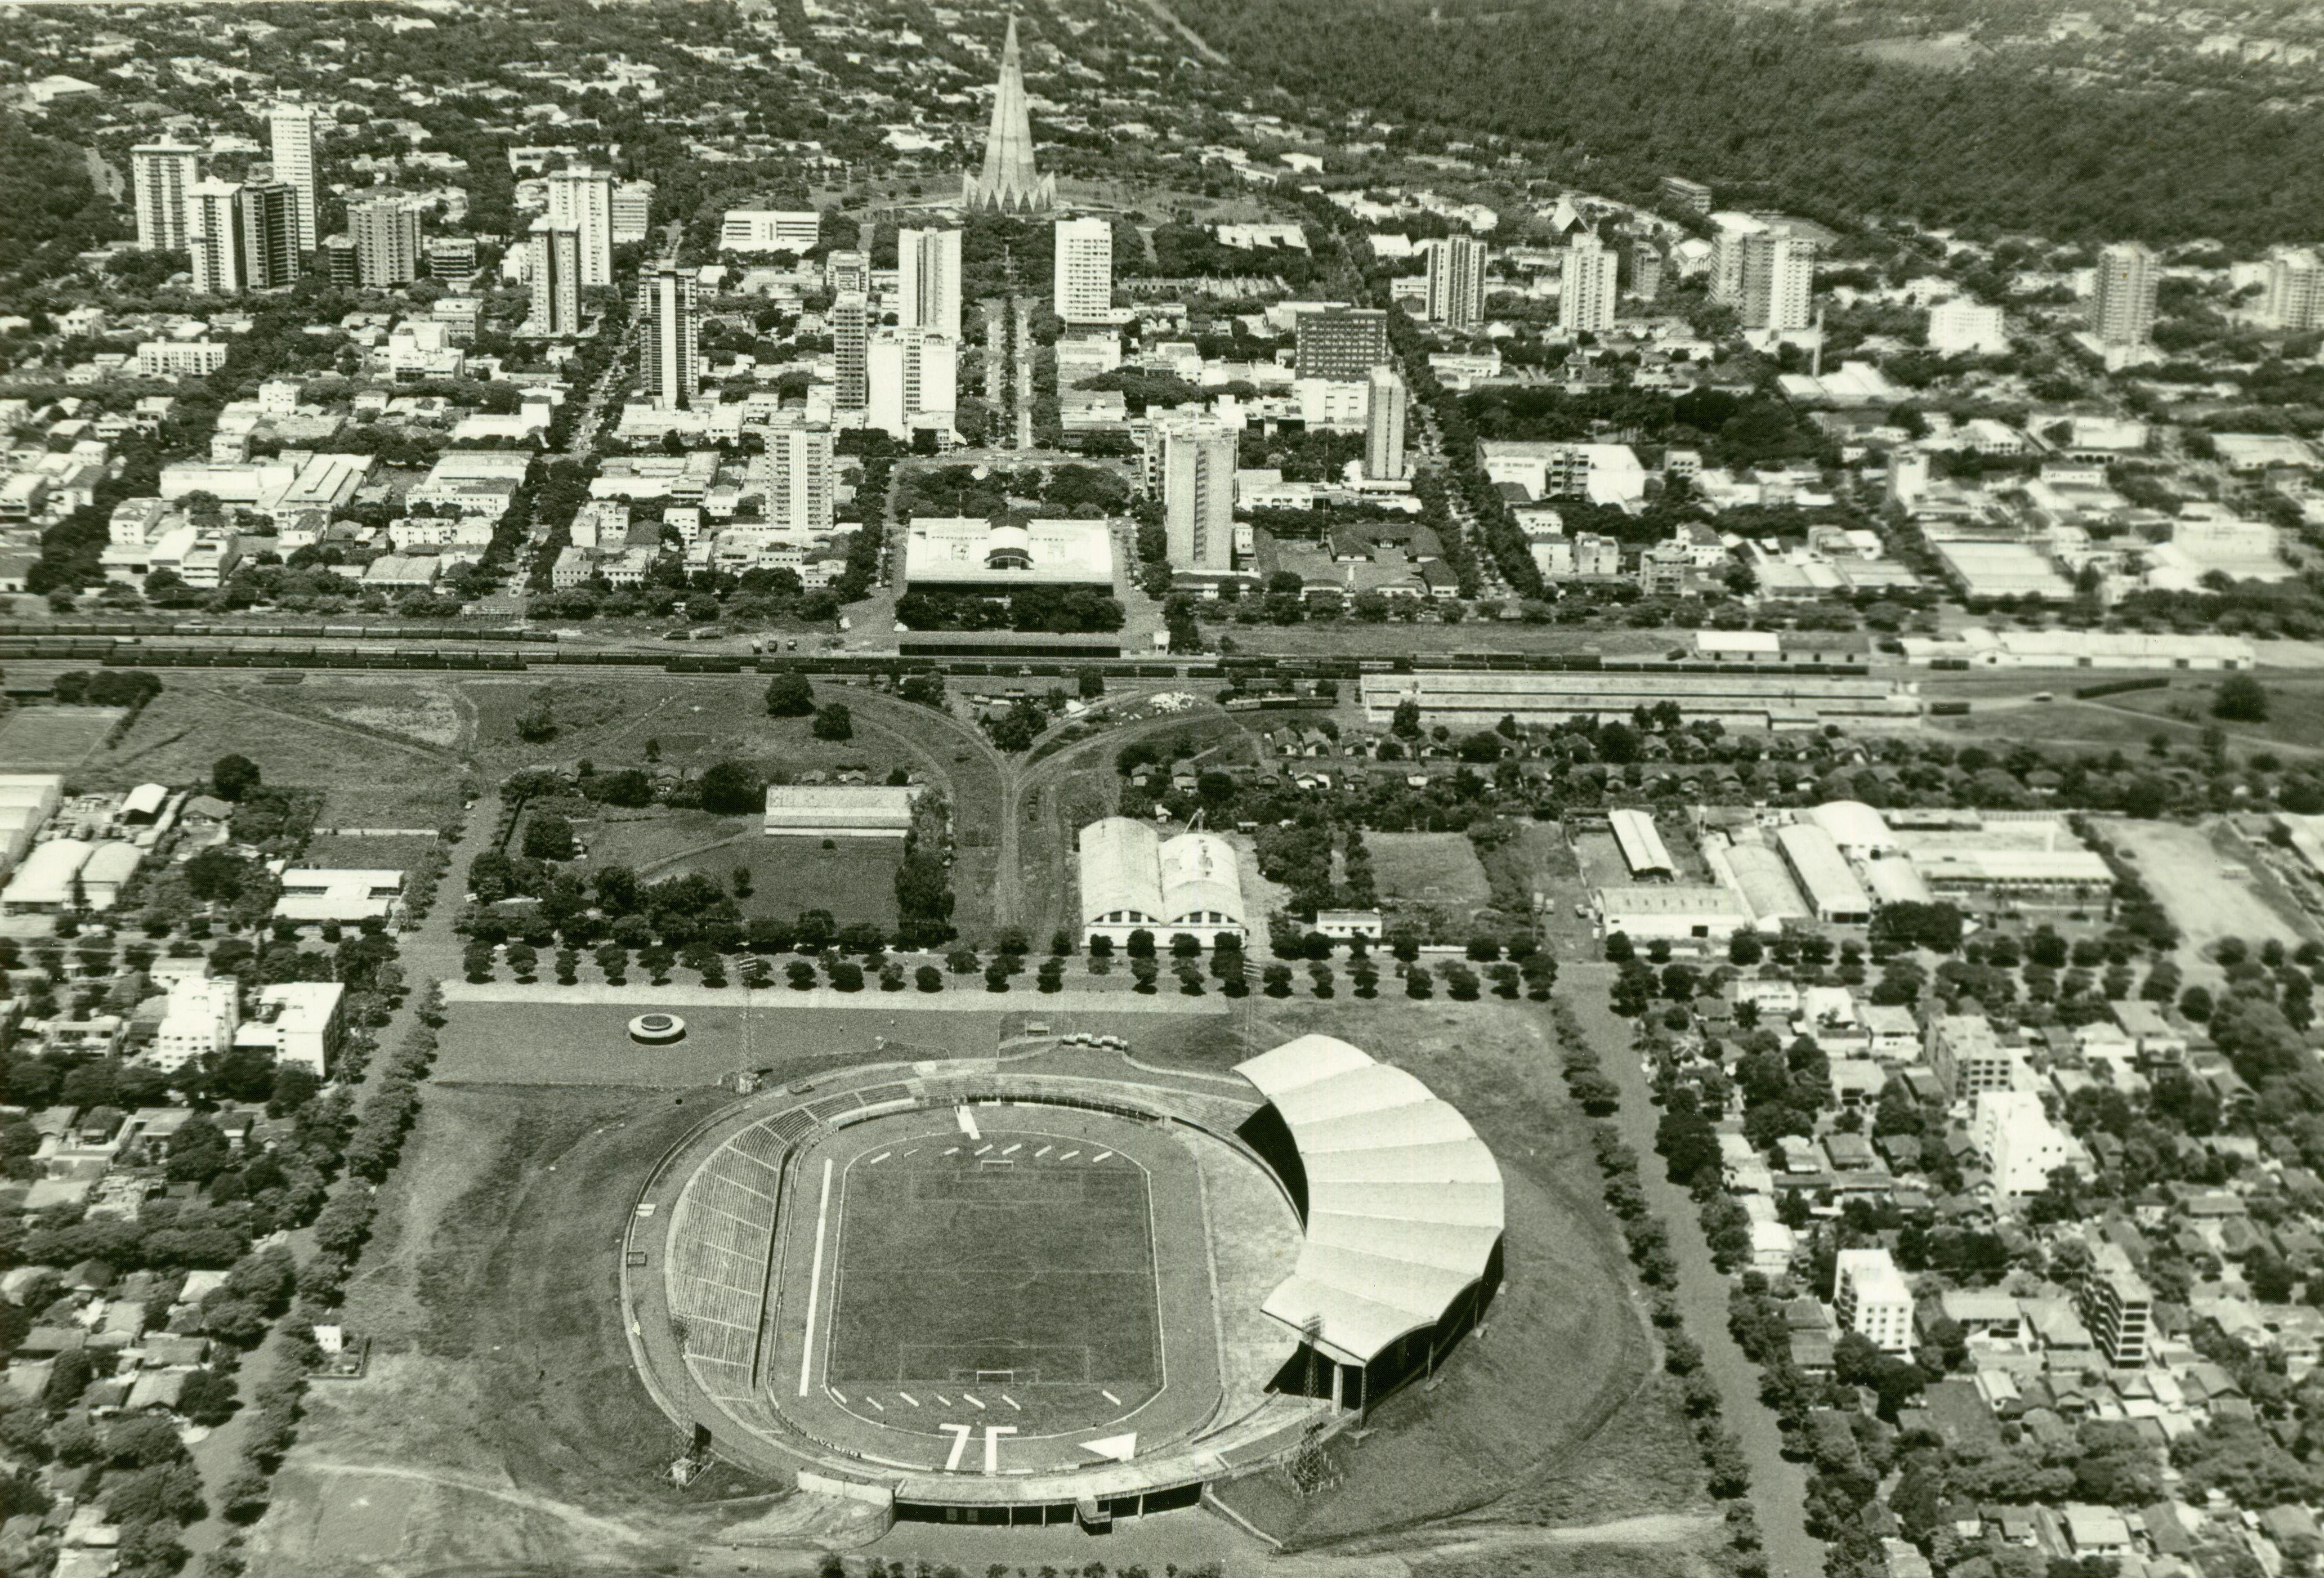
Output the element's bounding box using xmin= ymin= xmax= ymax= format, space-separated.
xmin=2101 ymin=816 xmax=2317 ymax=975
xmin=1370 ymin=831 xmax=1493 ymax=909
xmin=579 ymin=810 xmax=904 ymax=927
xmin=0 ymin=707 xmax=121 ymax=773
xmin=78 ymin=683 xmax=467 ymax=827
xmin=830 ymin=1143 xmax=1159 ymax=1387
xmin=466 ymin=676 xmax=922 ymax=783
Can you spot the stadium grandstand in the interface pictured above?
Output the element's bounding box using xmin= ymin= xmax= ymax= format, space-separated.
xmin=1232 ymin=1035 xmax=1504 ymax=1411
xmin=1076 ymin=816 xmax=1246 ymax=950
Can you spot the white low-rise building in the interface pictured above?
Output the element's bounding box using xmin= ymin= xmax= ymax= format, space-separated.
xmin=1834 ymin=1247 xmax=1914 ymax=1355
xmin=274 ymin=869 xmax=405 ymax=926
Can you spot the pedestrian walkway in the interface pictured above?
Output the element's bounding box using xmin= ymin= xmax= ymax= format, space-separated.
xmin=441 ymin=979 xmax=1234 ymax=1013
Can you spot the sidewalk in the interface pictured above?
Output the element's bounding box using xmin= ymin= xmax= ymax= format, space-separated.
xmin=441 ymin=979 xmax=1236 ymax=1012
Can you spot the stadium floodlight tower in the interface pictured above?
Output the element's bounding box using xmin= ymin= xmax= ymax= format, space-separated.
xmin=960 ymin=15 xmax=1057 ymax=213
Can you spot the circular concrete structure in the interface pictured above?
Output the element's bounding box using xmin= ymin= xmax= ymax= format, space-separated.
xmin=628 ymin=1012 xmax=686 ymax=1044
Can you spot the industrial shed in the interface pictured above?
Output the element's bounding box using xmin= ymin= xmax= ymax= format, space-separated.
xmin=1608 ymin=808 xmax=1674 ymax=880
xmin=1077 ymin=816 xmax=1246 ymax=949
xmin=762 ymin=784 xmax=920 ymax=839
xmin=1233 ymin=1035 xmax=1503 ymax=1410
xmin=1706 ymin=839 xmax=1809 ymax=931
xmin=1775 ymin=823 xmax=1872 ymax=924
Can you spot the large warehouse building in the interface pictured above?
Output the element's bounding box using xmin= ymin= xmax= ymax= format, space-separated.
xmin=763 ymin=785 xmax=920 ymax=839
xmin=1234 ymin=1034 xmax=1504 ymax=1410
xmin=1077 ymin=816 xmax=1247 ymax=949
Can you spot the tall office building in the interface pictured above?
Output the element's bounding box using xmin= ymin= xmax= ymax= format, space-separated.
xmin=266 ymin=104 xmax=321 ymax=255
xmin=611 ymin=180 xmax=655 ymax=244
xmin=643 ymin=262 xmax=700 ymax=412
xmin=546 ymin=167 xmax=615 ymax=288
xmin=831 ymin=290 xmax=869 ymax=409
xmin=2090 ymin=242 xmax=2158 ymax=347
xmin=350 ymin=196 xmax=422 ymax=287
xmin=1159 ymin=416 xmax=1237 ymax=571
xmin=753 ymin=415 xmax=836 ymax=534
xmin=960 ymin=14 xmax=1056 ymax=213
xmin=1365 ymin=367 xmax=1408 ymax=484
xmin=1294 ymin=307 xmax=1389 ymax=379
xmin=1424 ymin=235 xmax=1487 ymax=330
xmin=527 ymin=218 xmax=583 ymax=336
xmin=1560 ymin=232 xmax=1619 ymax=334
xmin=867 ymin=329 xmax=958 ymax=439
xmin=1053 ymin=217 xmax=1113 ymax=322
xmin=2265 ymin=248 xmax=2323 ymax=332
xmin=898 ymin=227 xmax=963 ymax=341
xmin=131 ymin=143 xmax=200 ymax=252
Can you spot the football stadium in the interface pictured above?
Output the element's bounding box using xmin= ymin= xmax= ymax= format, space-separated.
xmin=622 ymin=1034 xmax=1505 ymax=1531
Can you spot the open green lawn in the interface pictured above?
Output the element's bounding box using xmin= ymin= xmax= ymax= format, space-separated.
xmin=0 ymin=707 xmax=121 ymax=773
xmin=578 ymin=810 xmax=904 ymax=926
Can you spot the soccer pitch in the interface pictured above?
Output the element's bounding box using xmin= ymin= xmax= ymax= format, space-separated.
xmin=826 ymin=1137 xmax=1162 ymax=1390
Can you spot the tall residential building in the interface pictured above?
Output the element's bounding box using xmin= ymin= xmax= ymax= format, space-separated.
xmin=320 ymin=234 xmax=359 ymax=287
xmin=1738 ymin=233 xmax=1815 ymax=331
xmin=1560 ymin=232 xmax=1619 ymax=334
xmin=350 ymin=196 xmax=422 ymax=287
xmin=190 ymin=180 xmax=296 ymax=296
xmin=1424 ymin=235 xmax=1487 ymax=330
xmin=1833 ymin=1249 xmax=1913 ymax=1356
xmin=526 ymin=218 xmax=583 ymax=336
xmin=1927 ymin=1014 xmax=2021 ymax=1100
xmin=868 ymin=329 xmax=958 ymax=439
xmin=831 ymin=290 xmax=869 ymax=409
xmin=826 ymin=248 xmax=870 ymax=296
xmin=131 ymin=143 xmax=201 ymax=252
xmin=1053 ymin=217 xmax=1114 ymax=323
xmin=1927 ymin=299 xmax=2009 ymax=356
xmin=189 ymin=180 xmax=246 ymax=295
xmin=960 ymin=14 xmax=1056 ymax=213
xmin=1630 ymin=242 xmax=1664 ymax=303
xmin=2090 ymin=242 xmax=2158 ymax=347
xmin=643 ymin=262 xmax=700 ymax=412
xmin=547 ymin=167 xmax=615 ymax=288
xmin=2265 ymin=247 xmax=2323 ymax=332
xmin=265 ymin=104 xmax=321 ymax=255
xmin=1160 ymin=416 xmax=1237 ymax=571
xmin=1294 ymin=307 xmax=1389 ymax=379
xmin=898 ymin=227 xmax=963 ymax=341
xmin=2077 ymin=1247 xmax=2153 ymax=1369
xmin=1365 ymin=366 xmax=1408 ymax=484
xmin=752 ymin=415 xmax=835 ymax=534
xmin=611 ymin=180 xmax=655 ymax=244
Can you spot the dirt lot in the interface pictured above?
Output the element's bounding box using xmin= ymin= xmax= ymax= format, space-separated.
xmin=2100 ymin=815 xmax=2318 ymax=979
xmin=251 ymin=1084 xmax=881 ymax=1576
xmin=79 ymin=683 xmax=468 ymax=828
xmin=0 ymin=706 xmax=122 ymax=773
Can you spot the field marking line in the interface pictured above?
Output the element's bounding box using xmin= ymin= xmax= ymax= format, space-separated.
xmin=899 ymin=1392 xmax=920 ymax=1406
xmin=797 ymin=1157 xmax=834 ymax=1398
xmin=975 ymin=1144 xmax=993 ymax=1156
xmin=1035 ymin=1145 xmax=1052 ymax=1157
xmin=1001 ymin=1393 xmax=1021 ymax=1410
xmin=963 ymin=1391 xmax=985 ymax=1410
xmin=1060 ymin=1150 xmax=1079 ymax=1160
xmin=941 ymin=1422 xmax=972 ymax=1471
xmin=867 ymin=1397 xmax=885 ymax=1411
xmin=935 ymin=1392 xmax=953 ymax=1405
xmin=984 ymin=1424 xmax=1016 ymax=1473
xmin=1102 ymin=1388 xmax=1121 ymax=1405
xmin=944 ymin=1146 xmax=959 ymax=1156
xmin=866 ymin=1151 xmax=891 ymax=1166
xmin=1001 ymin=1143 xmax=1022 ymax=1156
xmin=830 ymin=1387 xmax=849 ymax=1403
xmin=1093 ymin=1151 xmax=1114 ymax=1162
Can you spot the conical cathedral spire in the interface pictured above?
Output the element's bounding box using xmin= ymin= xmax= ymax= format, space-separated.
xmin=962 ymin=14 xmax=1056 ymax=213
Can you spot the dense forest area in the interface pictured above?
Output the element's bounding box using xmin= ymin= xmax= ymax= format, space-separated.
xmin=1181 ymin=0 xmax=2324 ymax=248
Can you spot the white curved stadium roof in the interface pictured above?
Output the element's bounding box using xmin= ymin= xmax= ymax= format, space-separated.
xmin=1808 ymin=799 xmax=1898 ymax=855
xmin=1236 ymin=1035 xmax=1504 ymax=1366
xmin=1158 ymin=830 xmax=1243 ymax=927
